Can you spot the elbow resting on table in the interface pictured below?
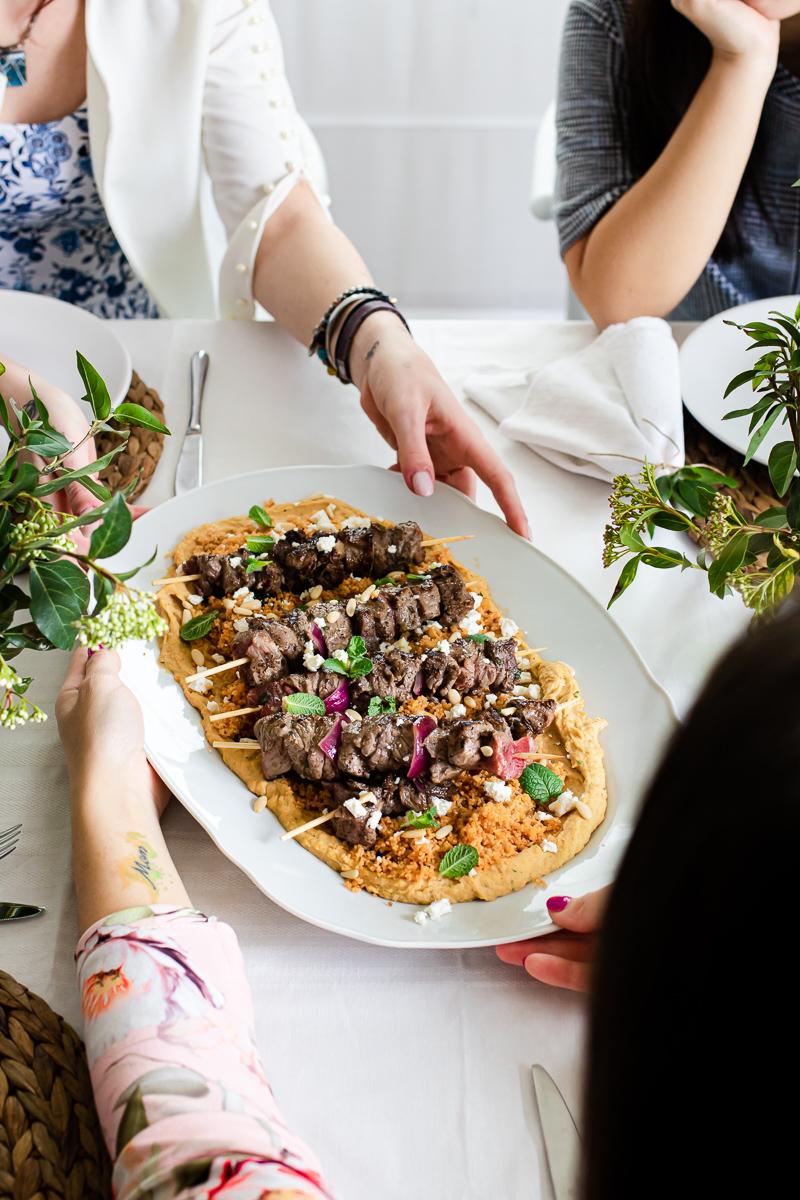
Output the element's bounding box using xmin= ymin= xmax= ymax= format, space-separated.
xmin=563 ymin=238 xmax=678 ymax=331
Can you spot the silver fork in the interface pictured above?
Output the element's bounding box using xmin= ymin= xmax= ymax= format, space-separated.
xmin=0 ymin=823 xmax=22 ymax=863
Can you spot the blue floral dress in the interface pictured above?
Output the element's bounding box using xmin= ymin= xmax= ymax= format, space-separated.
xmin=0 ymin=106 xmax=158 ymax=318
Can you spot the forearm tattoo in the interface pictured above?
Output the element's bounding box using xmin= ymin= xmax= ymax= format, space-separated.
xmin=119 ymin=832 xmax=164 ymax=893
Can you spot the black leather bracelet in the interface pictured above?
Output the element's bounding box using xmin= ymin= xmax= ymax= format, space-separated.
xmin=334 ymin=298 xmax=411 ymax=385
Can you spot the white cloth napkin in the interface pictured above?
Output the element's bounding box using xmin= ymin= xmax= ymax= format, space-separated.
xmin=463 ymin=316 xmax=684 ymax=482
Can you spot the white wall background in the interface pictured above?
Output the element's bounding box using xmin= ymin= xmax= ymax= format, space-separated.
xmin=271 ymin=0 xmax=571 ymax=316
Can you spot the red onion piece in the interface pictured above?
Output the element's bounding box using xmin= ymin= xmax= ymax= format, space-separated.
xmin=324 ymin=679 xmax=350 ymax=714
xmin=412 ymin=670 xmax=425 ymax=696
xmin=407 ymin=714 xmax=437 ymax=779
xmin=488 ymin=734 xmax=535 ymax=780
xmin=310 ymin=622 xmax=327 ymax=657
xmin=318 ymin=713 xmax=345 ymax=762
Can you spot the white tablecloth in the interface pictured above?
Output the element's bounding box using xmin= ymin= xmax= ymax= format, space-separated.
xmin=0 ymin=319 xmax=749 ymax=1199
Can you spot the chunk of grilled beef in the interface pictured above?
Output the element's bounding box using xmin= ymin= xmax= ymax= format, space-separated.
xmin=338 ymin=714 xmax=415 ymax=779
xmin=272 ymin=521 xmax=424 ymax=591
xmin=328 ymin=781 xmax=385 ymax=847
xmin=233 ymin=608 xmax=311 ymax=698
xmin=431 ymin=565 xmax=473 ymax=622
xmin=422 ymin=637 xmax=517 ymax=697
xmin=181 ymin=552 xmax=283 ymax=598
xmin=256 ymin=712 xmax=339 ymax=782
xmin=424 ymin=712 xmax=511 ymax=783
xmin=256 ymin=670 xmax=342 ymax=712
xmin=348 ymin=649 xmax=419 ymax=709
xmin=501 ymin=697 xmax=557 ymax=739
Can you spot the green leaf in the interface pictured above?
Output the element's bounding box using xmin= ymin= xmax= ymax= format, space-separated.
xmin=24 ymin=427 xmax=72 ymax=458
xmin=88 ymin=492 xmax=132 ymax=559
xmin=322 ymin=657 xmax=348 ymax=675
xmin=245 ymin=535 xmax=274 ymax=554
xmin=768 ymin=441 xmax=798 ymax=497
xmin=91 ymin=572 xmax=114 ymax=615
xmin=0 ymin=461 xmax=39 ymax=502
xmin=723 ymin=367 xmax=757 ymax=398
xmin=403 ymin=805 xmax=440 ymax=830
xmin=405 ymin=573 xmax=430 ymax=582
xmin=707 ymin=530 xmax=750 ymax=595
xmin=282 ymin=692 xmax=326 ymax=715
xmin=0 ymin=390 xmax=13 ymax=439
xmin=743 ymin=404 xmax=782 ymax=465
xmin=607 ymin=555 xmax=640 ymax=608
xmin=31 ymin=447 xmax=120 ymax=495
xmin=519 ymin=763 xmax=564 ymax=804
xmin=113 ymin=547 xmax=158 ymax=584
xmin=786 ymin=481 xmax=800 ymax=531
xmin=245 ymin=557 xmax=271 ymax=573
xmin=649 ymin=510 xmax=690 ymax=531
xmin=29 ymin=560 xmax=90 ymax=650
xmin=1 ymin=621 xmax=52 ymax=655
xmin=248 ymin=504 xmax=273 ymax=528
xmin=76 ymin=351 xmax=111 ymax=420
xmin=618 ymin=524 xmax=646 ymax=553
xmin=348 ymin=656 xmax=374 ymax=678
xmin=115 ymin=1085 xmax=148 ymax=1157
xmin=640 ymin=548 xmax=687 ymax=569
xmin=79 ymin=474 xmax=113 ymax=502
xmin=367 ymin=695 xmax=397 ymax=716
xmin=439 ymin=843 xmax=479 ymax=879
xmin=466 ymin=633 xmax=490 ymax=644
xmin=180 ymin=611 xmax=218 ymax=641
xmin=0 ymin=583 xmax=28 ymax=633
xmin=113 ymin=402 xmax=170 ymax=435
xmin=348 ymin=635 xmax=367 ymax=659
xmin=756 ymin=506 xmax=788 ymax=530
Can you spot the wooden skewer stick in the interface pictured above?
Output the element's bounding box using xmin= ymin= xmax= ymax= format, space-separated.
xmin=209 ymin=705 xmax=261 ymax=723
xmin=185 ymin=657 xmax=249 ymax=684
xmin=151 ymin=574 xmax=202 ymax=586
xmin=281 ymin=810 xmax=337 ymax=842
xmin=517 ymin=752 xmax=570 ymax=762
xmin=420 ymin=535 xmax=475 ymax=548
xmin=557 ymin=698 xmax=581 ymax=712
xmin=212 ymin=740 xmax=259 ymax=750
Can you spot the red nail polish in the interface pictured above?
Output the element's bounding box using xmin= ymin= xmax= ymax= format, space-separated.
xmin=546 ymin=895 xmax=571 ymax=913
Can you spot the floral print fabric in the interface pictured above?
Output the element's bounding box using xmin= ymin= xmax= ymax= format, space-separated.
xmin=0 ymin=106 xmax=158 ymax=317
xmin=76 ymin=906 xmax=333 ymax=1200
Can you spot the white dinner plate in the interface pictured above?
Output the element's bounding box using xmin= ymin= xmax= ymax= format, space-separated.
xmin=0 ymin=290 xmax=131 ymax=409
xmin=680 ymin=294 xmax=799 ymax=466
xmin=113 ymin=465 xmax=678 ymax=950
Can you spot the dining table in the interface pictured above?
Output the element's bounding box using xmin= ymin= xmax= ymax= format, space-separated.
xmin=0 ymin=315 xmax=750 ymax=1199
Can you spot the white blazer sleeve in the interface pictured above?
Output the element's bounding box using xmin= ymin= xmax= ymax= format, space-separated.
xmin=202 ymin=0 xmax=330 ymax=318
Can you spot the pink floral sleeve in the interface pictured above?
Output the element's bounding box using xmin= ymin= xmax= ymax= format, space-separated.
xmin=75 ymin=905 xmax=334 ymax=1200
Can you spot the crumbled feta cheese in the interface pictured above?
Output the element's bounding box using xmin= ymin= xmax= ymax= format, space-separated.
xmin=188 ymin=676 xmax=211 ymax=694
xmin=342 ymin=515 xmax=372 ymax=529
xmin=450 ymin=702 xmax=467 ymax=718
xmin=233 ymin=618 xmax=249 ymax=633
xmin=303 ymin=640 xmax=324 ymax=672
xmin=388 ymin=543 xmax=397 ymax=554
xmin=313 ymin=615 xmax=327 ymax=628
xmin=309 ymin=508 xmax=336 ymax=532
xmin=229 ymin=556 xmax=242 ymax=567
xmin=469 ymin=591 xmax=483 ymax=609
xmin=233 ymin=586 xmax=249 ymax=599
xmin=212 ymin=653 xmax=225 ymax=664
xmin=499 ymin=616 xmax=519 ymax=638
xmin=458 ymin=611 xmax=483 ymax=635
xmin=519 ymin=671 xmax=532 ymax=683
xmin=317 ymin=535 xmax=336 ymax=553
xmin=468 ymin=867 xmax=477 ymax=877
xmin=437 ymin=639 xmax=451 ymax=655
xmin=542 ymin=839 xmax=558 ymax=854
xmin=485 ymin=693 xmax=497 ymax=706
xmin=527 ymin=683 xmax=541 ymax=700
xmin=413 ymin=911 xmax=430 ymax=925
xmin=392 ymin=637 xmax=411 ymax=652
xmin=427 ymin=898 xmax=452 ymax=920
xmin=343 ymin=797 xmax=368 ymax=819
xmin=206 ymin=699 xmax=219 ymax=713
xmin=186 ymin=593 xmax=203 ymax=606
xmin=333 ymin=648 xmax=348 ymax=663
xmin=432 ymin=794 xmax=452 ymax=817
xmin=548 ymin=790 xmax=578 ymax=818
xmin=366 ymin=810 xmax=382 ymax=831
xmin=483 ymin=779 xmax=512 ymax=803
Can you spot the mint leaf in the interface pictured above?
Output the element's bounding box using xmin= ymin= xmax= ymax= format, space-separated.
xmin=282 ymin=692 xmax=325 ymax=716
xmin=180 ymin=611 xmax=218 ymax=641
xmin=249 ymin=504 xmax=273 ymax=528
xmin=246 ymin=535 xmax=275 ymax=554
xmin=349 ymin=656 xmax=373 ymax=679
xmin=405 ymin=573 xmax=430 ymax=582
xmin=438 ymin=844 xmax=478 ymax=878
xmin=466 ymin=633 xmax=490 ymax=644
xmin=322 ymin=657 xmax=349 ymax=676
xmin=403 ymin=805 xmax=440 ymax=830
xmin=519 ymin=763 xmax=564 ymax=804
xmin=373 ymin=576 xmax=394 ymax=587
xmin=348 ymin=635 xmax=367 ymax=659
xmin=368 ymin=695 xmax=397 ymax=716
xmin=245 ymin=557 xmax=271 ymax=573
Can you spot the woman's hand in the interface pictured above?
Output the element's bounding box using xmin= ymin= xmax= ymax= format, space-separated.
xmin=56 ymin=647 xmax=170 ymax=814
xmin=672 ymin=0 xmax=783 ymax=63
xmin=349 ymin=313 xmax=531 ymax=539
xmin=495 ymin=887 xmax=611 ymax=992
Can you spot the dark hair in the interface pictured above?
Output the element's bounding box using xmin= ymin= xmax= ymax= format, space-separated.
xmin=582 ymin=603 xmax=800 ymax=1198
xmin=625 ymin=0 xmax=772 ymax=261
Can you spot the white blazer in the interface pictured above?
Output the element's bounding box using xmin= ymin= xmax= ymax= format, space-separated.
xmin=83 ymin=0 xmax=328 ymax=318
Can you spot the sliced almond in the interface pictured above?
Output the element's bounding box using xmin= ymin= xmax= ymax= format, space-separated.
xmin=346 ymin=597 xmax=357 ymax=617
xmin=434 ymin=824 xmax=453 ymax=840
xmin=252 ymin=795 xmax=267 ymax=813
xmin=190 ymin=648 xmax=205 ymax=666
xmin=341 ymin=868 xmax=360 ymax=880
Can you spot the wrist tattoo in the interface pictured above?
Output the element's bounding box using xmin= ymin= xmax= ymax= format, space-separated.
xmin=365 ymin=339 xmax=381 ymax=361
xmin=119 ymin=832 xmax=164 ymax=893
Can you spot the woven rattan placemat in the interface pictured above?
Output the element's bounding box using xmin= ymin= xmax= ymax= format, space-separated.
xmin=0 ymin=971 xmax=110 ymax=1200
xmin=94 ymin=371 xmax=165 ymax=501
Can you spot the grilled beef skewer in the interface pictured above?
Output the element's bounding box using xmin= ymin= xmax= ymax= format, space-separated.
xmin=328 ymin=778 xmax=454 ymax=848
xmin=180 ymin=520 xmax=424 ymax=599
xmin=255 ymin=704 xmax=557 ymax=787
xmin=232 ymin=565 xmax=473 ymax=701
xmin=256 ymin=636 xmax=520 ymax=713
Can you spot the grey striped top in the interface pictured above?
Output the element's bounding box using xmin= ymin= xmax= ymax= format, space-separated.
xmin=555 ymin=0 xmax=800 ymax=319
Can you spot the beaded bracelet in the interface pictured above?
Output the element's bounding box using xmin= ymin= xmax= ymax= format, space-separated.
xmin=308 ymin=286 xmax=389 ymax=370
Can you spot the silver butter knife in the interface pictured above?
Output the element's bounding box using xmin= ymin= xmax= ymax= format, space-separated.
xmin=174 ymin=350 xmax=209 ymax=495
xmin=0 ymin=902 xmax=45 ymax=922
xmin=532 ymin=1064 xmax=581 ymax=1200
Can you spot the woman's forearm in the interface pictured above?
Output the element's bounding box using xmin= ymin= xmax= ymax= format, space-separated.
xmin=71 ymin=769 xmax=190 ymax=932
xmin=566 ymin=52 xmax=774 ymax=327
